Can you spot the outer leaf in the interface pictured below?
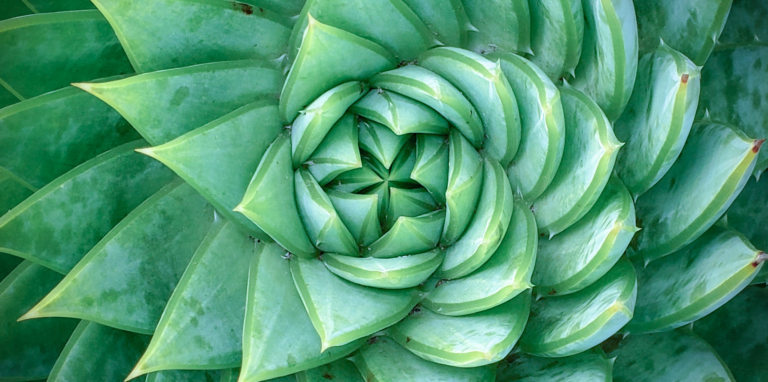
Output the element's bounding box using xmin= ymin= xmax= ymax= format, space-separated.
xmin=695 ymin=285 xmax=768 ymax=382
xmin=399 ymin=0 xmax=469 ymax=47
xmin=697 ymin=44 xmax=768 ymax=178
xmin=291 ymin=81 xmax=368 ymax=167
xmin=0 ymin=170 xmax=33 ymax=216
xmin=719 ymin=0 xmax=768 ymax=44
xmin=496 ymin=348 xmax=612 ymax=382
xmin=490 ymin=52 xmax=566 ymax=201
xmin=533 ymin=177 xmax=637 ymax=296
xmin=323 ymin=249 xmax=443 ymax=289
xmin=410 ymin=134 xmax=449 ymax=204
xmin=634 ymin=0 xmax=732 ymax=65
xmin=364 ymin=210 xmax=445 ymax=258
xmin=437 ymin=157 xmax=514 ymax=279
xmin=129 ymin=221 xmax=252 ymax=377
xmin=0 ymin=10 xmax=131 ymax=99
xmin=289 ymin=0 xmax=436 ymax=61
xmin=0 ymin=1 xmax=33 ymax=21
xmin=630 ymin=122 xmax=762 ymax=263
xmin=0 ymin=262 xmax=79 ymax=381
xmin=0 ymin=140 xmax=174 ymax=274
xmin=236 ymin=134 xmax=318 ymax=258
xmin=326 ymin=190 xmax=382 ymax=246
xmin=307 ymin=113 xmax=362 ymax=185
xmin=146 ymin=369 xmax=221 ymax=382
xmin=76 ymin=59 xmax=284 ymax=145
xmin=571 ymin=0 xmax=638 ymax=121
xmin=0 ymin=83 xmax=138 ymax=189
xmin=138 ymin=100 xmax=282 ymax=240
xmin=723 ymin=177 xmax=768 ymax=284
xmin=249 ymin=0 xmax=305 ymax=16
xmin=420 ymin=47 xmax=521 ymax=166
xmin=92 ymin=0 xmax=292 ymax=73
xmin=351 ymin=336 xmax=496 ymax=382
xmin=528 ymin=0 xmax=584 ymax=81
xmin=280 ymin=15 xmax=396 ymax=123
xmin=350 ymin=89 xmax=449 ymax=135
xmin=294 ymin=168 xmax=358 ymax=256
xmin=389 ymin=291 xmax=530 ymax=367
xmin=441 ymin=129 xmax=483 ymax=245
xmin=462 ymin=0 xmax=530 ymax=55
xmin=22 ymin=180 xmax=214 ymax=334
xmin=25 ymin=0 xmax=97 ymax=12
xmin=613 ymin=44 xmax=701 ymax=197
xmin=48 ymin=321 xmax=150 ymax=382
xmin=611 ymin=328 xmax=735 ymax=382
xmin=240 ymin=242 xmax=364 ymax=382
xmin=422 ymin=201 xmax=536 ymax=316
xmin=532 ymin=85 xmax=620 ymax=236
xmin=296 ymin=359 xmax=363 ymax=382
xmin=519 ymin=258 xmax=637 ymax=357
xmin=626 ymin=227 xmax=764 ymax=334
xmin=370 ymin=66 xmax=484 ymax=146
xmin=0 ymin=252 xmax=22 ymax=280
xmin=291 ymin=256 xmax=421 ymax=350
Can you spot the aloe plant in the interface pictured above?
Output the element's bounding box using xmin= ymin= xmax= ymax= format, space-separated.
xmin=1 ymin=0 xmax=767 ymax=381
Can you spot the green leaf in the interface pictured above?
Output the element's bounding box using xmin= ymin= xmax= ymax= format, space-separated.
xmin=280 ymin=15 xmax=396 ymax=123
xmin=490 ymin=52 xmax=566 ymax=201
xmin=0 ymin=170 xmax=33 ymax=216
xmin=0 ymin=10 xmax=132 ymax=99
xmin=295 ymin=168 xmax=359 ymax=256
xmin=630 ymin=122 xmax=762 ymax=263
xmin=719 ymin=0 xmax=768 ymax=45
xmin=696 ymin=44 xmax=768 ymax=178
xmin=533 ymin=177 xmax=637 ymax=296
xmin=296 ymin=359 xmax=363 ymax=382
xmin=291 ymin=256 xmax=422 ymax=349
xmin=92 ymin=0 xmax=292 ymax=73
xmin=410 ymin=134 xmax=448 ymax=205
xmin=419 ymin=47 xmax=521 ymax=167
xmin=388 ymin=143 xmax=417 ymax=185
xmin=532 ymin=85 xmax=620 ymax=236
xmin=358 ymin=119 xmax=412 ymax=169
xmin=145 ymin=369 xmax=221 ymax=382
xmin=626 ymin=227 xmax=764 ymax=334
xmin=0 ymin=252 xmax=22 ymax=281
xmin=634 ymin=0 xmax=732 ymax=65
xmin=496 ymin=348 xmax=612 ymax=382
xmin=139 ymin=100 xmax=281 ymax=240
xmin=422 ymin=201 xmax=536 ymax=316
xmin=441 ymin=129 xmax=483 ymax=246
xmin=694 ymin=285 xmax=768 ymax=382
xmin=250 ymin=0 xmax=305 ymax=16
xmin=0 ymin=261 xmax=79 ymax=381
xmin=323 ymin=249 xmax=443 ymax=289
xmin=571 ymin=0 xmax=638 ymax=121
xmin=76 ymin=59 xmax=284 ymax=145
xmin=462 ymin=0 xmax=530 ymax=55
xmin=326 ymin=159 xmax=383 ymax=193
xmin=25 ymin=0 xmax=96 ymax=12
xmin=611 ymin=328 xmax=735 ymax=382
xmin=326 ymin=190 xmax=382 ymax=246
xmin=129 ymin=221 xmax=252 ymax=377
xmin=48 ymin=321 xmax=150 ymax=382
xmin=241 ymin=242 xmax=364 ymax=382
xmin=399 ymin=0 xmax=469 ymax=47
xmin=364 ymin=210 xmax=445 ymax=258
xmin=22 ymin=180 xmax=214 ymax=334
xmin=350 ymin=89 xmax=449 ymax=135
xmin=307 ymin=113 xmax=362 ymax=185
xmin=614 ymin=44 xmax=701 ymax=197
xmin=351 ymin=336 xmax=496 ymax=382
xmin=370 ymin=66 xmax=484 ymax=146
xmin=519 ymin=258 xmax=637 ymax=357
xmin=291 ymin=82 xmax=368 ymax=167
xmin=528 ymin=0 xmax=584 ymax=81
xmin=0 ymin=140 xmax=174 ymax=274
xmin=289 ymin=0 xmax=436 ymax=61
xmin=437 ymin=157 xmax=514 ymax=280
xmin=386 ymin=187 xmax=437 ymax=229
xmin=723 ymin=176 xmax=768 ymax=284
xmin=236 ymin=134 xmax=318 ymax=258
xmin=0 ymin=83 xmax=138 ymax=189
xmin=389 ymin=291 xmax=530 ymax=367
xmin=0 ymin=1 xmax=33 ymax=21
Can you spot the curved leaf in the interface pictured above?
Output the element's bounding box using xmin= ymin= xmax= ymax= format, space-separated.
xmin=400 ymin=0 xmax=469 ymax=47
xmin=326 ymin=190 xmax=382 ymax=246
xmin=410 ymin=134 xmax=449 ymax=205
xmin=528 ymin=0 xmax=584 ymax=81
xmin=462 ymin=0 xmax=530 ymax=55
xmin=323 ymin=249 xmax=443 ymax=289
xmin=723 ymin=176 xmax=768 ymax=284
xmin=350 ymin=89 xmax=449 ymax=135
xmin=496 ymin=348 xmax=612 ymax=382
xmin=307 ymin=113 xmax=362 ymax=185
xmin=364 ymin=210 xmax=445 ymax=258
xmin=0 ymin=170 xmax=33 ymax=216
xmin=719 ymin=0 xmax=768 ymax=44
xmin=441 ymin=129 xmax=483 ymax=246
xmin=296 ymin=359 xmax=362 ymax=382
xmin=358 ymin=119 xmax=412 ymax=169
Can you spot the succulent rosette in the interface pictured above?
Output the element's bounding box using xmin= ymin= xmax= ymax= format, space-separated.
xmin=1 ymin=0 xmax=767 ymax=381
